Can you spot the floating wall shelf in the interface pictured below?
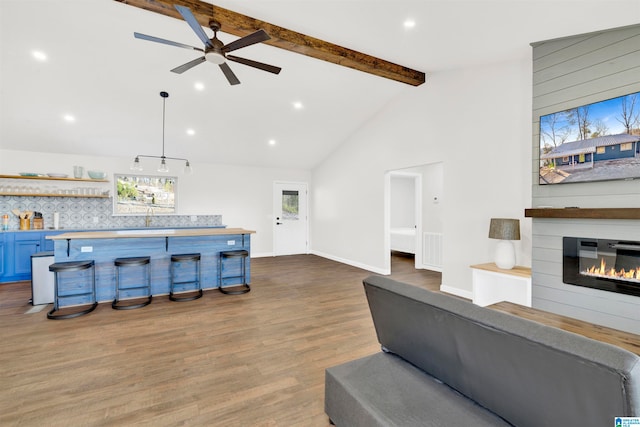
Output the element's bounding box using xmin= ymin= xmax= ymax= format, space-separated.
xmin=525 ymin=208 xmax=640 ymax=220
xmin=0 ymin=174 xmax=108 ymax=183
xmin=0 ymin=174 xmax=109 ymax=198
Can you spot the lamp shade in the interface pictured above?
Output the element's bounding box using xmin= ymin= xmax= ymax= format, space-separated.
xmin=488 ymin=218 xmax=520 ymax=241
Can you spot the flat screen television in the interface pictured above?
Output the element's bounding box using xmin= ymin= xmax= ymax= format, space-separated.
xmin=539 ymin=90 xmax=640 ymax=185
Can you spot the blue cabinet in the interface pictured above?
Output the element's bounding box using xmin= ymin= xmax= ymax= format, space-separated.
xmin=14 ymin=234 xmax=42 ymax=276
xmin=0 ymin=231 xmax=66 ymax=283
xmin=0 ymin=234 xmax=5 ymax=277
xmin=42 ymin=235 xmax=56 ymax=252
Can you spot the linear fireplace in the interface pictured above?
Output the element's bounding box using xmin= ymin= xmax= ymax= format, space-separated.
xmin=563 ymin=237 xmax=640 ymax=298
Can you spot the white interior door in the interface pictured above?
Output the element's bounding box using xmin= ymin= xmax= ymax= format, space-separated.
xmin=273 ymin=182 xmax=308 ymax=256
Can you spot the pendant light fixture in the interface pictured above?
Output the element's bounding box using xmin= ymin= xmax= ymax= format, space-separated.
xmin=131 ymin=91 xmax=192 ymax=174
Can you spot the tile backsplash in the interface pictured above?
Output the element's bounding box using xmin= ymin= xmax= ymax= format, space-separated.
xmin=0 ymin=196 xmax=222 ymax=230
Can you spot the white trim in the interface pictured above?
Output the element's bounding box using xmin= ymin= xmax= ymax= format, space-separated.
xmin=310 ymin=250 xmax=390 ymax=275
xmin=383 ymin=172 xmax=391 ymax=271
xmin=440 ymin=284 xmax=472 ymax=300
xmin=250 ymin=252 xmax=273 ymax=258
xmin=386 ymin=171 xmax=424 ymax=270
xmin=413 ymin=175 xmax=423 ymax=269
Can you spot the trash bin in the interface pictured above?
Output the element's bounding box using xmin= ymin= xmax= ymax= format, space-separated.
xmin=31 ymin=251 xmax=54 ymax=305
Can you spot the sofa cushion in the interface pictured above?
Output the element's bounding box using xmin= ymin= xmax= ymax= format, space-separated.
xmin=325 ymin=352 xmax=512 ymax=427
xmin=363 ymin=275 xmax=640 ymax=427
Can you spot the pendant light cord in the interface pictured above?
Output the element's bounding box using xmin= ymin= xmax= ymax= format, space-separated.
xmin=161 ymin=91 xmax=168 ymax=159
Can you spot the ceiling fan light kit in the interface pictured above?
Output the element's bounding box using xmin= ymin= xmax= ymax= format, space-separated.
xmin=205 ymin=51 xmax=226 ymax=65
xmin=132 ymin=91 xmax=192 ymax=175
xmin=133 ymin=5 xmax=281 ymax=85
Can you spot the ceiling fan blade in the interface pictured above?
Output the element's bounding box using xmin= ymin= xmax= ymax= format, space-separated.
xmin=174 ymin=5 xmax=213 ymax=48
xmin=227 ymin=55 xmax=282 ymax=75
xmin=223 ymin=29 xmax=270 ymax=53
xmin=219 ymin=62 xmax=241 ymax=85
xmin=171 ymin=57 xmax=206 ymax=74
xmin=134 ymin=32 xmax=203 ymax=52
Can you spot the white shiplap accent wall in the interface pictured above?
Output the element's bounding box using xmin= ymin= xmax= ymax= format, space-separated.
xmin=530 ymin=24 xmax=640 ymax=334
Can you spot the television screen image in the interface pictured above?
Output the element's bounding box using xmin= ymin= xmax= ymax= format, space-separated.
xmin=539 ymin=91 xmax=640 ymax=185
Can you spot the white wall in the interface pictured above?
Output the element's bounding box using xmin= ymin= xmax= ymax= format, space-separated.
xmin=390 ymin=175 xmax=415 ymax=228
xmin=0 ymin=149 xmax=310 ymax=256
xmin=311 ymin=59 xmax=532 ymax=296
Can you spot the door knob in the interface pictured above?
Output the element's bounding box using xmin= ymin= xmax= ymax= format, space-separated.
xmin=276 ymin=222 xmax=283 ymax=225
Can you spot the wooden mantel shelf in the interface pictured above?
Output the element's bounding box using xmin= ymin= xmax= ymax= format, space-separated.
xmin=525 ymin=208 xmax=640 ymax=219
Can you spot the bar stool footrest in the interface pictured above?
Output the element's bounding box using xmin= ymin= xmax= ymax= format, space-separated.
xmin=169 ymin=289 xmax=203 ymax=302
xmin=112 ymin=295 xmax=153 ymax=310
xmin=219 ymin=283 xmax=251 ymax=295
xmin=47 ymin=301 xmax=98 ymax=320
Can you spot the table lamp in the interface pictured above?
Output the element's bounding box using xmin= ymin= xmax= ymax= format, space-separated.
xmin=488 ymin=218 xmax=520 ymax=269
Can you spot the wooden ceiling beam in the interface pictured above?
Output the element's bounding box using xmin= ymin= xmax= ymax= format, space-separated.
xmin=114 ymin=0 xmax=426 ymax=86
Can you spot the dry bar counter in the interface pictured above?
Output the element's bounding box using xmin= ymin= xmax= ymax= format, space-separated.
xmin=47 ymin=228 xmax=255 ymax=306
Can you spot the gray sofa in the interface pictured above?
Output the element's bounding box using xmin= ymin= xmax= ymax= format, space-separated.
xmin=325 ymin=275 xmax=640 ymax=426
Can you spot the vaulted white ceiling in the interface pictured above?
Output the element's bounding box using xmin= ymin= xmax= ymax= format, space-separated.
xmin=1 ymin=0 xmax=639 ymax=170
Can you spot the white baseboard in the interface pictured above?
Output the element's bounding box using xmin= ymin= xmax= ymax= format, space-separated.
xmin=250 ymin=252 xmax=274 ymax=258
xmin=417 ymin=264 xmax=443 ymax=273
xmin=310 ymin=250 xmax=390 ymax=275
xmin=440 ymin=284 xmax=472 ymax=300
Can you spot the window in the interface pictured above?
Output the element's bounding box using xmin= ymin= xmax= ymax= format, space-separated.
xmin=620 ymin=142 xmax=633 ymax=151
xmin=114 ymin=174 xmax=177 ymax=214
xmin=596 ymin=146 xmax=606 ymax=154
xmin=282 ymin=190 xmax=299 ymax=220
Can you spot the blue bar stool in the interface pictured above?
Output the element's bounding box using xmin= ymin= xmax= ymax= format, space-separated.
xmin=218 ymin=250 xmax=250 ymax=294
xmin=112 ymin=256 xmax=152 ymax=310
xmin=170 ymin=253 xmax=203 ymax=301
xmin=47 ymin=260 xmax=97 ymax=320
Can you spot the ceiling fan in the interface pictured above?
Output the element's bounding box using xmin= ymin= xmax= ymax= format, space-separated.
xmin=134 ymin=5 xmax=281 ymax=85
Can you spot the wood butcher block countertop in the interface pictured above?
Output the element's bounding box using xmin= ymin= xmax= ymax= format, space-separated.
xmin=470 ymin=263 xmax=531 ymax=278
xmin=46 ymin=227 xmax=256 ymax=240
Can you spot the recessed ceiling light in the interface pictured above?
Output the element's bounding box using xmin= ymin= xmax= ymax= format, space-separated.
xmin=403 ymin=19 xmax=416 ymax=29
xmin=186 ymin=129 xmax=195 ymax=136
xmin=292 ymin=101 xmax=304 ymax=110
xmin=194 ymin=82 xmax=205 ymax=91
xmin=63 ymin=114 xmax=75 ymax=122
xmin=32 ymin=50 xmax=47 ymax=61
xmin=268 ymin=139 xmax=276 ymax=146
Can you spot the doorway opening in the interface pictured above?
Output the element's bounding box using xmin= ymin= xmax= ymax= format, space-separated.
xmin=385 ymin=162 xmax=443 ymax=274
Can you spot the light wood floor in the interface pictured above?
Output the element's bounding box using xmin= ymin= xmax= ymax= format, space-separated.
xmin=1 ymin=253 xmax=638 ymax=426
xmin=0 ymin=253 xmax=439 ymax=427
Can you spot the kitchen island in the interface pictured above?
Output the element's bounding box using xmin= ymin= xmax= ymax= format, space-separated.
xmin=47 ymin=228 xmax=255 ymax=305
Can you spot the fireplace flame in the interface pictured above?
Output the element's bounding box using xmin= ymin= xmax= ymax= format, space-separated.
xmin=584 ymin=258 xmax=640 ymax=283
